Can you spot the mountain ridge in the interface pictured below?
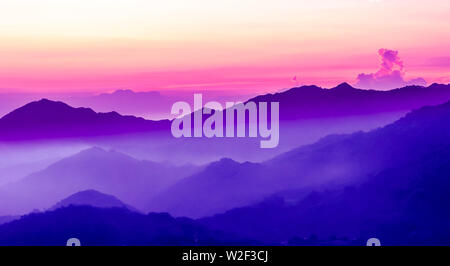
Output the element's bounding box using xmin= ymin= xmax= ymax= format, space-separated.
xmin=0 ymin=99 xmax=170 ymax=141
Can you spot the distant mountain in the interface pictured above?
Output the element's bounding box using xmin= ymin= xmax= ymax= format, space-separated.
xmin=69 ymin=83 xmax=450 ymax=122
xmin=150 ymin=100 xmax=450 ymax=218
xmin=50 ymin=190 xmax=139 ymax=212
xmin=0 ymin=99 xmax=170 ymax=141
xmin=0 ymin=147 xmax=200 ymax=215
xmin=66 ymin=90 xmax=172 ymax=120
xmin=65 ymin=89 xmax=255 ymax=120
xmin=0 ymin=205 xmax=257 ymax=246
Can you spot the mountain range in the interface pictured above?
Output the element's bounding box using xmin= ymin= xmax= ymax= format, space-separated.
xmin=0 ymin=85 xmax=449 ymax=245
xmin=0 ymin=147 xmax=200 ymax=215
xmin=149 ymin=100 xmax=450 ymax=218
xmin=1 ymin=83 xmax=450 ymax=142
xmin=2 ymin=99 xmax=449 ymax=218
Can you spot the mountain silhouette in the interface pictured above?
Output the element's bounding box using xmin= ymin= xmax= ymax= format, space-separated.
xmin=1 ymin=83 xmax=450 ymax=144
xmin=0 ymin=99 xmax=170 ymax=141
xmin=0 ymin=147 xmax=200 ymax=215
xmin=50 ymin=189 xmax=139 ymax=212
xmin=331 ymin=82 xmax=355 ymax=91
xmin=0 ymin=205 xmax=257 ymax=246
xmin=248 ymin=83 xmax=450 ymax=120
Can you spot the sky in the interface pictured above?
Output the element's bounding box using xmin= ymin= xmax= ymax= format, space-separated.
xmin=0 ymin=0 xmax=449 ymax=93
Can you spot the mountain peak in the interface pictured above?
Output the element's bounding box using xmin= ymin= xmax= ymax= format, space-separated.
xmin=64 ymin=147 xmax=137 ymax=164
xmin=217 ymin=157 xmax=240 ymax=166
xmin=331 ymin=82 xmax=355 ymax=91
xmin=19 ymin=98 xmax=73 ymax=110
xmin=205 ymin=158 xmax=241 ymax=172
xmin=1 ymin=98 xmax=95 ymax=121
xmin=50 ymin=189 xmax=137 ymax=212
xmin=77 ymin=146 xmax=108 ymax=155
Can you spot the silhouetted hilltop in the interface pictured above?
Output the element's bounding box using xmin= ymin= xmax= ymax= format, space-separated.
xmin=50 ymin=189 xmax=139 ymax=212
xmin=0 ymin=205 xmax=257 ymax=246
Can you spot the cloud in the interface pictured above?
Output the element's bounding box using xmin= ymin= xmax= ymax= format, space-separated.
xmin=355 ymin=49 xmax=426 ymax=90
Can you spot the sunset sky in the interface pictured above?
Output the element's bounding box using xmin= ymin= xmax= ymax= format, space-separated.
xmin=0 ymin=0 xmax=449 ymax=93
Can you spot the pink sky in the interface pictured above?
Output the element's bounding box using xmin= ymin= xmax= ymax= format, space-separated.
xmin=0 ymin=0 xmax=449 ymax=93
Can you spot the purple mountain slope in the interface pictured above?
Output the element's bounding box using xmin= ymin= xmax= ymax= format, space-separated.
xmin=199 ymin=143 xmax=450 ymax=245
xmin=148 ymin=100 xmax=450 ymax=218
xmin=50 ymin=189 xmax=139 ymax=212
xmin=0 ymin=147 xmax=200 ymax=215
xmin=0 ymin=99 xmax=170 ymax=141
xmin=0 ymin=215 xmax=20 ymax=226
